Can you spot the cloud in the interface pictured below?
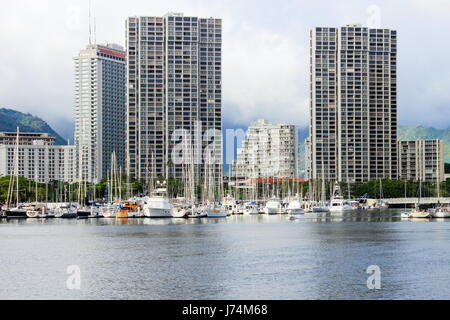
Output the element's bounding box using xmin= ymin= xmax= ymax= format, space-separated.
xmin=412 ymin=0 xmax=450 ymax=15
xmin=0 ymin=0 xmax=449 ymax=135
xmin=223 ymin=23 xmax=309 ymax=127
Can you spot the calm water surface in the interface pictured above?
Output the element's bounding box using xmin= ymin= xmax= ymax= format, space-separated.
xmin=1 ymin=209 xmax=450 ymax=300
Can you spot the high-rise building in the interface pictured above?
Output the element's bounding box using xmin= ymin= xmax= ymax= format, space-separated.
xmin=125 ymin=13 xmax=222 ymax=182
xmin=309 ymin=25 xmax=398 ymax=183
xmin=74 ymin=43 xmax=126 ymax=183
xmin=232 ymin=120 xmax=299 ymax=180
xmin=398 ymin=140 xmax=445 ymax=183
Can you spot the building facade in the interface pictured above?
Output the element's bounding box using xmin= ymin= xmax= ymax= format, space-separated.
xmin=232 ymin=120 xmax=299 ymax=180
xmin=74 ymin=43 xmax=126 ymax=184
xmin=0 ymin=144 xmax=76 ymax=183
xmin=126 ymin=13 xmax=222 ymax=182
xmin=309 ymin=25 xmax=398 ymax=183
xmin=0 ymin=132 xmax=55 ymax=146
xmin=398 ymin=140 xmax=445 ymax=183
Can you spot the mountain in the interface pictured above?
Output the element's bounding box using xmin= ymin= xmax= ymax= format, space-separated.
xmin=0 ymin=108 xmax=67 ymax=145
xmin=398 ymin=125 xmax=450 ymax=163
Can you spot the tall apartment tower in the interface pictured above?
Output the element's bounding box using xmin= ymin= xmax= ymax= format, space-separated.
xmin=309 ymin=25 xmax=398 ymax=183
xmin=74 ymin=43 xmax=126 ymax=183
xmin=126 ymin=13 xmax=222 ymax=182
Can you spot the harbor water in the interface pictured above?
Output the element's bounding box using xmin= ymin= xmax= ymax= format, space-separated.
xmin=1 ymin=209 xmax=450 ymax=300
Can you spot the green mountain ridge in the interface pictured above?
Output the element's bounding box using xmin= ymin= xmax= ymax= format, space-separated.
xmin=0 ymin=108 xmax=66 ymax=145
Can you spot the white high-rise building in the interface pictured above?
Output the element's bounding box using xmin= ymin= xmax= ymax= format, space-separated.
xmin=74 ymin=43 xmax=126 ymax=184
xmin=126 ymin=13 xmax=222 ymax=182
xmin=232 ymin=120 xmax=299 ymax=180
xmin=309 ymin=25 xmax=398 ymax=183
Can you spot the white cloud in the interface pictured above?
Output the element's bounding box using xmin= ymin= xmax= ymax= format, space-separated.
xmin=223 ymin=23 xmax=309 ymax=127
xmin=412 ymin=0 xmax=450 ymax=15
xmin=0 ymin=0 xmax=449 ymax=134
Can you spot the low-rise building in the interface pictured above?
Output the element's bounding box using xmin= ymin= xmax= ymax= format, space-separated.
xmin=0 ymin=132 xmax=55 ymax=146
xmin=232 ymin=120 xmax=299 ymax=180
xmin=398 ymin=139 xmax=445 ymax=182
xmin=0 ymin=144 xmax=76 ymax=183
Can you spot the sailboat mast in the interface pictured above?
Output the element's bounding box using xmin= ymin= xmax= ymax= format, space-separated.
xmin=15 ymin=127 xmax=20 ymax=207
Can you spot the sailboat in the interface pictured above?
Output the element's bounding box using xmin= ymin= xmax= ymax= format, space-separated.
xmin=4 ymin=128 xmax=27 ymax=218
xmin=430 ymin=168 xmax=450 ymax=218
xmin=406 ymin=177 xmax=432 ymax=219
xmin=204 ymin=151 xmax=227 ymax=219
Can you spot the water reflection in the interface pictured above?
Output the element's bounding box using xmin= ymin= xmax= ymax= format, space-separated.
xmin=2 ymin=210 xmax=450 ymax=299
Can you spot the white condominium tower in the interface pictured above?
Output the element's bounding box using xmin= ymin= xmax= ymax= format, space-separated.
xmin=126 ymin=13 xmax=222 ymax=182
xmin=309 ymin=25 xmax=398 ymax=183
xmin=74 ymin=43 xmax=126 ymax=183
xmin=233 ymin=120 xmax=299 ymax=180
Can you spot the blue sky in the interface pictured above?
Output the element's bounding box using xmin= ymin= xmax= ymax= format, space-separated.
xmin=0 ymin=0 xmax=449 ymax=139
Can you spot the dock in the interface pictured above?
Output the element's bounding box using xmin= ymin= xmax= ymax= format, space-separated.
xmin=383 ymin=198 xmax=450 ymax=208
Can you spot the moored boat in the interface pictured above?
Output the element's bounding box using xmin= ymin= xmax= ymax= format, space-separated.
xmin=264 ymin=197 xmax=283 ymax=215
xmin=142 ymin=187 xmax=174 ymax=218
xmin=430 ymin=207 xmax=450 ymax=218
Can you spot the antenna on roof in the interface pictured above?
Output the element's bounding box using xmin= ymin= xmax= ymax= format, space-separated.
xmin=94 ymin=13 xmax=97 ymax=44
xmin=88 ymin=0 xmax=92 ymax=45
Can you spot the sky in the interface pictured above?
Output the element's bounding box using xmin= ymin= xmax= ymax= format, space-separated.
xmin=0 ymin=0 xmax=450 ymax=140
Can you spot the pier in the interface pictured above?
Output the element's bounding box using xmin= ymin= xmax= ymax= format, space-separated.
xmin=383 ymin=198 xmax=450 ymax=208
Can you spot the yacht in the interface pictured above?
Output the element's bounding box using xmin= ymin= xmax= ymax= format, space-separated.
xmin=188 ymin=205 xmax=208 ymax=218
xmin=117 ymin=200 xmax=142 ymax=218
xmin=404 ymin=204 xmax=432 ymax=219
xmin=222 ymin=194 xmax=238 ymax=215
xmin=264 ymin=197 xmax=283 ymax=215
xmin=312 ymin=202 xmax=330 ymax=213
xmin=329 ymin=182 xmax=353 ymax=214
xmin=172 ymin=205 xmax=192 ymax=218
xmin=142 ymin=188 xmax=174 ymax=218
xmin=4 ymin=207 xmax=27 ymax=219
xmin=242 ymin=202 xmax=260 ymax=215
xmin=206 ymin=202 xmax=228 ymax=218
xmin=286 ymin=198 xmax=305 ymax=215
xmin=100 ymin=204 xmax=120 ymax=218
xmin=76 ymin=206 xmax=91 ymax=218
xmin=430 ymin=206 xmax=450 ymax=218
xmin=54 ymin=204 xmax=78 ymax=219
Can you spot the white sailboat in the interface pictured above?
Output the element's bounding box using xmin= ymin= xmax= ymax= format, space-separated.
xmin=4 ymin=127 xmax=27 ymax=218
xmin=406 ymin=177 xmax=432 ymax=219
xmin=430 ymin=166 xmax=450 ymax=218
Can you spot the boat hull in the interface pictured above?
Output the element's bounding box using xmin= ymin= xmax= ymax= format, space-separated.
xmin=76 ymin=211 xmax=90 ymax=218
xmin=431 ymin=208 xmax=450 ymax=218
xmin=60 ymin=213 xmax=78 ymax=219
xmin=207 ymin=209 xmax=228 ymax=218
xmin=264 ymin=208 xmax=282 ymax=215
xmin=287 ymin=209 xmax=305 ymax=215
xmin=143 ymin=208 xmax=173 ymax=218
xmin=5 ymin=210 xmax=27 ymax=219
